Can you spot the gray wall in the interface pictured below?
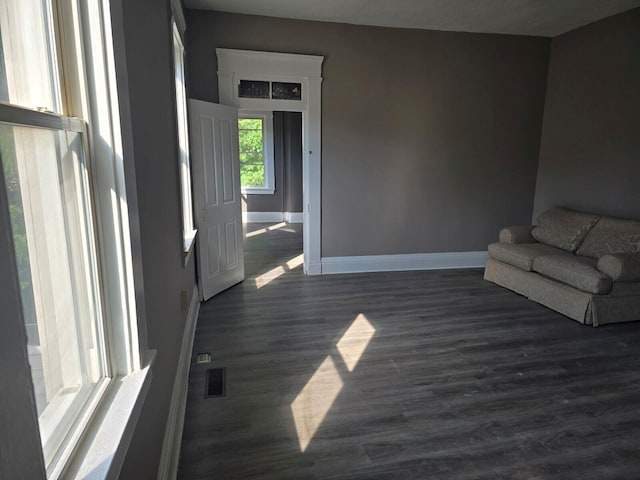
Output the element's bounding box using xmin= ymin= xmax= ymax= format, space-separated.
xmin=244 ymin=111 xmax=303 ymax=213
xmin=283 ymin=112 xmax=304 ymax=213
xmin=533 ymin=8 xmax=640 ymax=221
xmin=186 ymin=11 xmax=550 ymax=256
xmin=115 ymin=0 xmax=197 ymax=478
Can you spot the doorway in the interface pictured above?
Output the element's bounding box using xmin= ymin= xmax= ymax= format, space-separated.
xmin=216 ymin=48 xmax=324 ymax=275
xmin=241 ymin=111 xmax=303 ymax=224
xmin=242 ymin=110 xmax=304 ymax=279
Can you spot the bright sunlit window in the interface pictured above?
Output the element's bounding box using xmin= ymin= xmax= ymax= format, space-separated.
xmin=0 ymin=1 xmax=109 ymax=473
xmin=0 ymin=121 xmax=108 ymax=472
xmin=0 ymin=0 xmax=61 ymax=113
xmin=0 ymin=0 xmax=145 ymax=477
xmin=238 ymin=111 xmax=274 ymax=194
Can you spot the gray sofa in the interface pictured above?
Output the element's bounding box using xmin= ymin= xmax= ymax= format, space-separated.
xmin=484 ymin=207 xmax=640 ymax=326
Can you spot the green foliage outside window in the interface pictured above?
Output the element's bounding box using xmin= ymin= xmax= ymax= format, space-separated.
xmin=238 ymin=118 xmax=265 ymax=187
xmin=0 ymin=126 xmax=28 ymax=276
xmin=0 ymin=125 xmax=37 ymax=341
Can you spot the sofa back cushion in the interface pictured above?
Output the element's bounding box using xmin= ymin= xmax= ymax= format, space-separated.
xmin=577 ymin=216 xmax=640 ymax=258
xmin=531 ymin=207 xmax=600 ymax=253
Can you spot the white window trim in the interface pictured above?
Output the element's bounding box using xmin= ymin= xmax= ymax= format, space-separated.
xmin=61 ymin=0 xmax=152 ymax=476
xmin=239 ymin=110 xmax=275 ymax=195
xmin=170 ymin=0 xmax=186 ymax=36
xmin=172 ymin=20 xmax=197 ymax=257
xmin=66 ymin=0 xmax=154 ymax=475
xmin=59 ymin=351 xmax=154 ymax=480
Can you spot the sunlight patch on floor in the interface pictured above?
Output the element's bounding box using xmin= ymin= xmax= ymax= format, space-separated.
xmin=255 ymin=265 xmax=286 ymax=289
xmin=254 ymin=253 xmax=304 ymax=289
xmin=291 ymin=356 xmax=343 ymax=452
xmin=291 ymin=313 xmax=376 ymax=452
xmin=245 ymin=221 xmax=287 ymax=238
xmin=286 ymin=254 xmax=304 ymax=270
xmin=336 ymin=313 xmax=376 ymax=372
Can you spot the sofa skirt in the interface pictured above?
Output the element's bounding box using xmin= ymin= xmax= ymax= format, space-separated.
xmin=483 ymin=258 xmax=640 ymax=327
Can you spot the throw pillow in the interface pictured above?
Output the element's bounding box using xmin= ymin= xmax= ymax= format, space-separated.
xmin=577 ymin=217 xmax=640 ymax=258
xmin=531 ymin=207 xmax=600 ymax=253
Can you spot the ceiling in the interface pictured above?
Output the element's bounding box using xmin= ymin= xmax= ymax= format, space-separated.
xmin=183 ymin=0 xmax=640 ymax=37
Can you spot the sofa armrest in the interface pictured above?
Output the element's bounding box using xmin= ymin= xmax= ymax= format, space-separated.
xmin=499 ymin=225 xmax=535 ymax=244
xmin=597 ymin=253 xmax=640 ymax=282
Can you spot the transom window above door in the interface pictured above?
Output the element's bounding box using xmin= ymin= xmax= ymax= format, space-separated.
xmin=238 ymin=80 xmax=302 ymax=101
xmin=238 ymin=111 xmax=275 ymax=194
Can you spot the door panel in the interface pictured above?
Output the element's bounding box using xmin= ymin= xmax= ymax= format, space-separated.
xmin=189 ymin=99 xmax=244 ymax=300
xmin=200 ymin=116 xmax=219 ymax=207
xmin=225 ymin=220 xmax=238 ymax=269
xmin=220 ymin=121 xmax=235 ymax=204
xmin=206 ymin=225 xmax=221 ymax=276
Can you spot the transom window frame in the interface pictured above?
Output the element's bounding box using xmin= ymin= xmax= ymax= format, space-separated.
xmin=238 ymin=110 xmax=275 ymax=195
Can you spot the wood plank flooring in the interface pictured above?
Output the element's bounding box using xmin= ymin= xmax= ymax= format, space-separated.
xmin=178 ymin=222 xmax=640 ymax=479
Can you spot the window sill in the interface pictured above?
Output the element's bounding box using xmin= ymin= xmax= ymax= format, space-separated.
xmin=242 ymin=187 xmax=275 ymax=195
xmin=61 ymin=350 xmax=156 ymax=480
xmin=183 ymin=229 xmax=197 ymax=267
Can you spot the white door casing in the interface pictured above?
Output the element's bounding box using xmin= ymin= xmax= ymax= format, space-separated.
xmin=189 ymin=99 xmax=244 ymax=300
xmin=216 ymin=48 xmax=324 ymax=275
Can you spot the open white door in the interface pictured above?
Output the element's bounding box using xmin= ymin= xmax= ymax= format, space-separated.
xmin=189 ymin=99 xmax=244 ymax=301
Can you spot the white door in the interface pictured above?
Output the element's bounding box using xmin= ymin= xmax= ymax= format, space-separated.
xmin=189 ymin=99 xmax=244 ymax=300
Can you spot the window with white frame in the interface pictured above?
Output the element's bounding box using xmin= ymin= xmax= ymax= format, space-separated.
xmin=172 ymin=20 xmax=196 ymax=253
xmin=238 ymin=111 xmax=274 ymax=194
xmin=0 ymin=0 xmax=145 ymax=477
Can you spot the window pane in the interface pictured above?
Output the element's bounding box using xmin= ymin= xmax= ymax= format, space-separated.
xmin=272 ymin=81 xmax=302 ymax=100
xmin=239 ymin=118 xmax=262 ymax=130
xmin=238 ymin=118 xmax=266 ymax=187
xmin=238 ymin=80 xmax=269 ymax=99
xmin=0 ymin=122 xmax=105 ymax=467
xmin=0 ymin=0 xmax=62 ymax=113
xmin=240 ymin=160 xmax=265 ymax=187
xmin=238 ymin=131 xmax=263 ymax=154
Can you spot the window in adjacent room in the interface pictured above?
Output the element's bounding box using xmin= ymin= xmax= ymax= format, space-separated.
xmin=238 ymin=111 xmax=274 ymax=194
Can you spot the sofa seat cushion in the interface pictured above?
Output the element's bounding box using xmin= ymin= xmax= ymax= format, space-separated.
xmin=488 ymin=242 xmax=565 ymax=271
xmin=533 ymin=254 xmax=612 ymax=294
xmin=576 ymin=216 xmax=640 ymax=258
xmin=531 ymin=207 xmax=600 ymax=252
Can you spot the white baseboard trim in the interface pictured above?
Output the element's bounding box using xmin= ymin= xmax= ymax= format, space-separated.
xmin=243 ymin=211 xmax=283 ymax=223
xmin=305 ymin=260 xmax=322 ymax=276
xmin=321 ymin=251 xmax=489 ymax=275
xmin=284 ymin=212 xmax=304 ymax=223
xmin=157 ymin=285 xmax=200 ymax=480
xmin=243 ymin=211 xmax=304 ymax=223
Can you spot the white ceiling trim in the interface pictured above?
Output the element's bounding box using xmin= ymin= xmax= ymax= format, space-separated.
xmin=184 ymin=0 xmax=640 ymax=37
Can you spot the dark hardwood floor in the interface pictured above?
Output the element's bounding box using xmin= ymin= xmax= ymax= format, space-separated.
xmin=178 ymin=222 xmax=640 ymax=479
